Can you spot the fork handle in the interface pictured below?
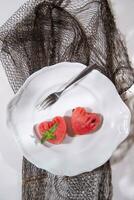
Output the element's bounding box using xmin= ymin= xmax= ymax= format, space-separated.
xmin=61 ymin=64 xmax=103 ymax=92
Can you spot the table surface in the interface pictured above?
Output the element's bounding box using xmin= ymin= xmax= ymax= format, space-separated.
xmin=0 ymin=0 xmax=134 ymax=200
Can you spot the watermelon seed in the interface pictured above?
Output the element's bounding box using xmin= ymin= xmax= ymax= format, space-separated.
xmin=91 ymin=119 xmax=96 ymax=123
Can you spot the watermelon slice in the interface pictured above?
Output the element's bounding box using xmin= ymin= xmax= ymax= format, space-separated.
xmin=34 ymin=116 xmax=67 ymax=144
xmin=71 ymin=107 xmax=103 ymax=135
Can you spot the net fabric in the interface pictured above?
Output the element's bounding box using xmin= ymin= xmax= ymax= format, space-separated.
xmin=0 ymin=0 xmax=134 ymax=199
xmin=22 ymin=157 xmax=112 ymax=200
xmin=0 ymin=0 xmax=134 ymax=94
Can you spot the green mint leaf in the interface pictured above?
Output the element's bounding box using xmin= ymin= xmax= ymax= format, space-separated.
xmin=41 ymin=137 xmax=45 ymax=144
xmin=48 ymin=123 xmax=58 ymax=133
xmin=40 ymin=123 xmax=58 ymax=144
xmin=41 ymin=134 xmax=56 ymax=144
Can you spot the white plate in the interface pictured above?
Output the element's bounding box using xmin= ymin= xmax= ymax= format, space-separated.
xmin=7 ymin=62 xmax=131 ymax=176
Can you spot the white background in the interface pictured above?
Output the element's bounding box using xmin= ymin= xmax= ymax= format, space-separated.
xmin=0 ymin=0 xmax=134 ymax=199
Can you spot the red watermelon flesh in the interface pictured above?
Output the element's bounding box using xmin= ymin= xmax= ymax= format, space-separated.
xmin=71 ymin=107 xmax=103 ymax=135
xmin=34 ymin=116 xmax=67 ymax=144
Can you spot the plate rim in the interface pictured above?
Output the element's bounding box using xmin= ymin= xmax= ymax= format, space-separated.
xmin=6 ymin=62 xmax=131 ymax=176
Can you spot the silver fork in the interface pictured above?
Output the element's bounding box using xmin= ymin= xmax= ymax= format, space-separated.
xmin=35 ymin=64 xmax=103 ymax=110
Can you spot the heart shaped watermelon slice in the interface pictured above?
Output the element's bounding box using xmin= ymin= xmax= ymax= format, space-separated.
xmin=71 ymin=107 xmax=103 ymax=135
xmin=34 ymin=116 xmax=67 ymax=144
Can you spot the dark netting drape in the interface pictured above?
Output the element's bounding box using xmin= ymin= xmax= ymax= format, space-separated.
xmin=0 ymin=0 xmax=134 ymax=199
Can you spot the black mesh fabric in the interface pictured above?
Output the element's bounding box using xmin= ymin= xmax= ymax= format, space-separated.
xmin=0 ymin=0 xmax=134 ymax=199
